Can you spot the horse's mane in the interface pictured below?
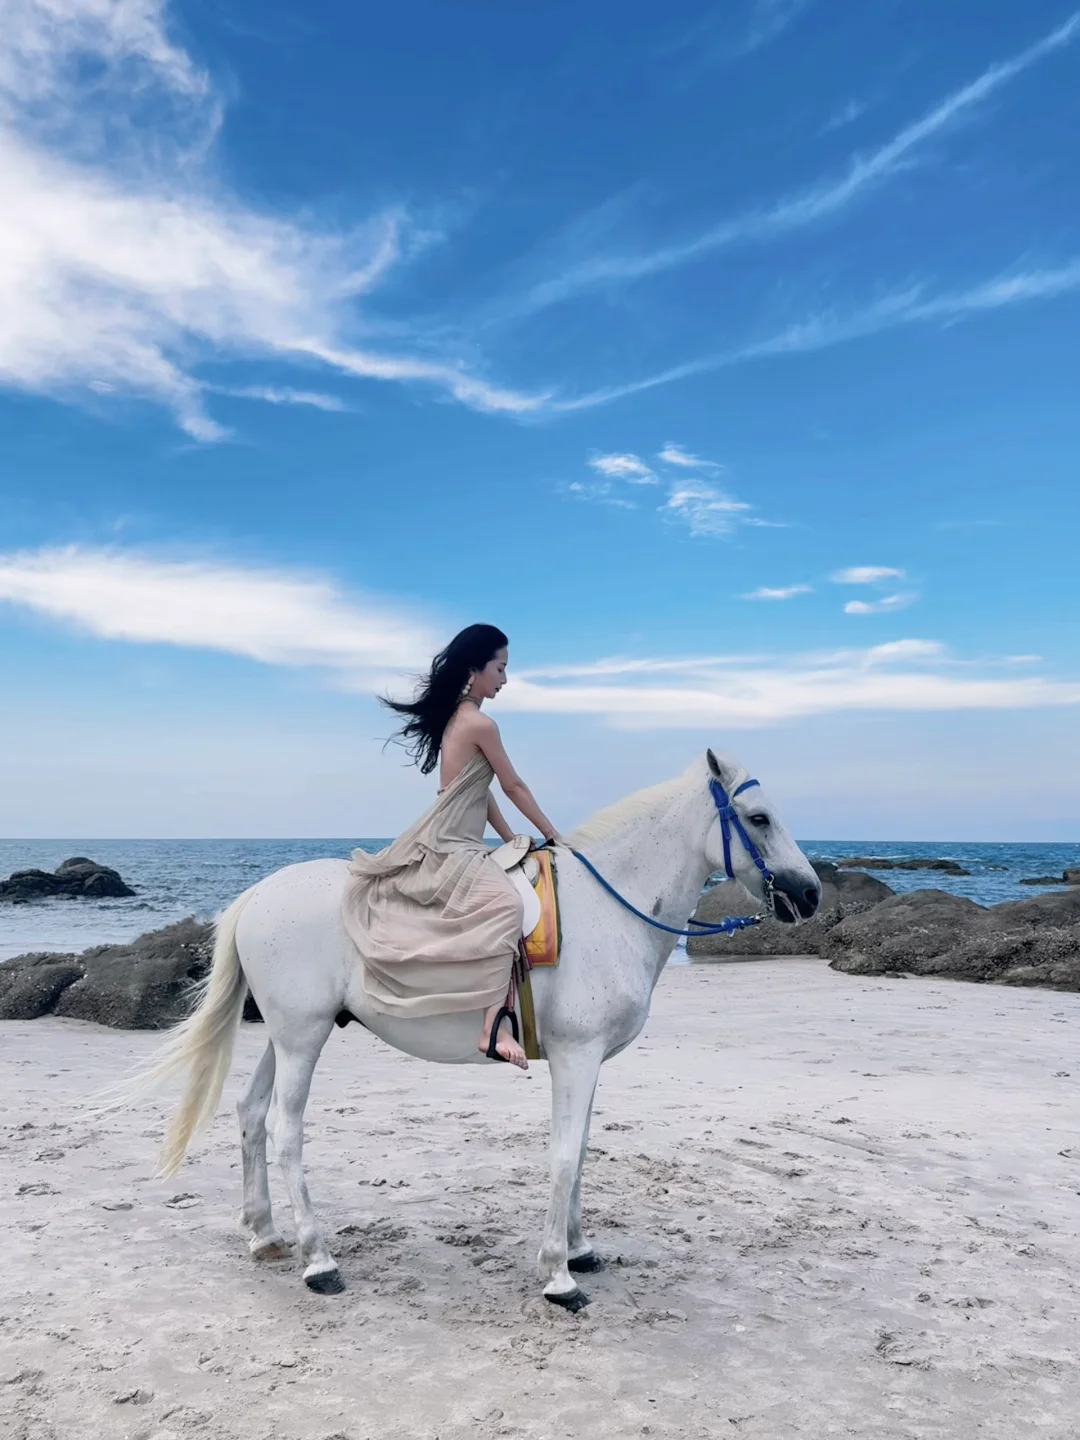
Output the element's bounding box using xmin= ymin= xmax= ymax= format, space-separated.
xmin=569 ymin=763 xmax=697 ymax=850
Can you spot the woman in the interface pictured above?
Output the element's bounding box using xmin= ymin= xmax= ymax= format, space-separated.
xmin=341 ymin=625 xmax=567 ymax=1069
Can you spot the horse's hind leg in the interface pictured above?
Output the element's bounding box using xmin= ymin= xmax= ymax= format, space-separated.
xmin=237 ymin=1040 xmax=287 ymax=1260
xmin=269 ymin=1024 xmax=344 ymax=1294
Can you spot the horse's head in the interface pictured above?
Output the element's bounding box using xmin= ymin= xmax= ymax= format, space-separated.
xmin=703 ymin=749 xmax=820 ymax=925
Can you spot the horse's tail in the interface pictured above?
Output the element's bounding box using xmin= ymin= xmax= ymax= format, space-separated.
xmin=103 ymin=885 xmax=258 ymax=1177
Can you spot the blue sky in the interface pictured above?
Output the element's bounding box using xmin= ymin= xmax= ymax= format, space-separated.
xmin=1 ymin=0 xmax=1079 ymax=840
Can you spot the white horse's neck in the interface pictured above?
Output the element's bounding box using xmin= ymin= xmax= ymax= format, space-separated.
xmin=569 ymin=765 xmax=715 ymax=978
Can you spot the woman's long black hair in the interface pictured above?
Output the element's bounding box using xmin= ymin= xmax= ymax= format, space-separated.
xmin=382 ymin=624 xmax=508 ymax=774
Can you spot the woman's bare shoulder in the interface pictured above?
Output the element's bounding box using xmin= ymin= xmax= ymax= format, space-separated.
xmin=459 ymin=706 xmax=498 ymax=736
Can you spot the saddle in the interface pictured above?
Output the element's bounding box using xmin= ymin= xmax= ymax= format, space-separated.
xmin=490 ymin=836 xmax=560 ymax=968
xmin=488 ymin=838 xmax=561 ymax=1064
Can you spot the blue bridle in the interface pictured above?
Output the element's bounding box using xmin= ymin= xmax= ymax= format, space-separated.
xmin=564 ymin=773 xmax=775 ymax=940
xmin=708 ymin=776 xmax=775 ymax=894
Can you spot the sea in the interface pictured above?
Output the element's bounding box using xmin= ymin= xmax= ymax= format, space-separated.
xmin=1 ymin=837 xmax=1078 ymax=965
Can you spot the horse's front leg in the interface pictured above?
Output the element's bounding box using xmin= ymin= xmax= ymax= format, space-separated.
xmin=566 ymin=1097 xmax=605 ymax=1275
xmin=269 ymin=1023 xmax=344 ymax=1293
xmin=538 ymin=1042 xmax=604 ymax=1311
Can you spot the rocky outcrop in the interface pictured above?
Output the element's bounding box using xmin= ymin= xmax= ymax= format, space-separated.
xmin=836 ymin=856 xmax=970 ymax=876
xmin=826 ymin=886 xmax=1080 ymax=991
xmin=0 ymin=857 xmax=136 ymax=903
xmin=1019 ymin=869 xmax=1080 ymax=886
xmin=0 ymin=919 xmax=213 ymax=1026
xmin=691 ymin=863 xmax=1080 ymax=991
xmin=688 ymin=861 xmax=893 ymax=959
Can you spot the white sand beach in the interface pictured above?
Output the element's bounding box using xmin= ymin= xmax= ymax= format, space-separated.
xmin=2 ymin=959 xmax=1078 ymax=1440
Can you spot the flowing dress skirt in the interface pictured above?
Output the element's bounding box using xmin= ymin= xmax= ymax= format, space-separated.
xmin=341 ymin=753 xmax=525 ymax=1019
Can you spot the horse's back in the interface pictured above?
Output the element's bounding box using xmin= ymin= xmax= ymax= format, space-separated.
xmin=238 ymin=857 xmax=352 ymax=937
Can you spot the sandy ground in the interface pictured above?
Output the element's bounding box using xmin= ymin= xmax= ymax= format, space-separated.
xmin=1 ymin=959 xmax=1078 ymax=1440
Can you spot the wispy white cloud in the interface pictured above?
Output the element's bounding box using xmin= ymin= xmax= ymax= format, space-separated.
xmin=861 ymin=639 xmax=943 ymax=663
xmin=568 ymin=441 xmax=776 ymax=536
xmin=832 ymin=566 xmax=905 ymax=584
xmin=0 ymin=546 xmax=436 ymax=674
xmin=844 ymin=593 xmax=917 ymax=616
xmin=657 ymin=443 xmax=719 ymax=470
xmin=215 ymin=385 xmax=350 ymax=413
xmin=510 ymin=13 xmax=1080 ymax=317
xmin=733 ymin=0 xmax=816 ymax=57
xmin=502 ymin=642 xmax=1080 ymax=728
xmin=738 ymin=261 xmax=1080 ymax=363
xmin=743 ymin=584 xmax=813 ymax=600
xmin=561 ymin=256 xmax=1080 ymax=412
xmin=665 ymin=0 xmax=814 ymax=69
xmin=663 ymin=481 xmax=752 ymax=537
xmin=0 ymin=0 xmax=546 ymax=438
xmin=3 ymin=546 xmax=1078 ymax=728
xmin=589 ymin=452 xmax=657 ymax=483
xmin=563 ymin=480 xmax=637 ymax=510
xmin=832 ymin=567 xmax=916 ymax=615
xmin=819 ymin=96 xmax=873 ymax=136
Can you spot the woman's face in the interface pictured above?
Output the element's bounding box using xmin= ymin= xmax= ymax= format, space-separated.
xmin=472 ymin=646 xmax=508 ymax=701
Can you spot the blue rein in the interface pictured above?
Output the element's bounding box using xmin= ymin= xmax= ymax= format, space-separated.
xmin=563 ymin=775 xmax=775 ymax=940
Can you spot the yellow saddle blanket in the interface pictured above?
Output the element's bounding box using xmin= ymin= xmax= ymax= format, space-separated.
xmin=512 ymin=849 xmax=559 ymax=1062
xmin=521 ymin=848 xmax=560 ymax=968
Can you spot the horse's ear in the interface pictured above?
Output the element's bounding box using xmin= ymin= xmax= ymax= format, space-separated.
xmin=707 ymin=748 xmax=737 ymax=787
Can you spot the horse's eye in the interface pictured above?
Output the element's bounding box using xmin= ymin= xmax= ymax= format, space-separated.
xmin=749 ymin=813 xmax=769 ymax=827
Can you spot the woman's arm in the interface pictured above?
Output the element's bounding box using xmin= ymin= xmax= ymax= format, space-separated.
xmin=486 ymin=794 xmax=515 ymax=843
xmin=468 ymin=713 xmax=561 ymax=842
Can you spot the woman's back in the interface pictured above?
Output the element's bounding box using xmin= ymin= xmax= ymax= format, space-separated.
xmin=439 ymin=701 xmax=486 ymax=791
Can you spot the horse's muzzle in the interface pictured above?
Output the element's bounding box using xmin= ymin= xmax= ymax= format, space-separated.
xmin=771 ymin=874 xmax=821 ymax=924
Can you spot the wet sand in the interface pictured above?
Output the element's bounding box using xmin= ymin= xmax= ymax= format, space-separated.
xmin=2 ymin=959 xmax=1078 ymax=1439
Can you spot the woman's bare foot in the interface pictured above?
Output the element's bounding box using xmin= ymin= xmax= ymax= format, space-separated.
xmin=478 ymin=1007 xmax=528 ymax=1070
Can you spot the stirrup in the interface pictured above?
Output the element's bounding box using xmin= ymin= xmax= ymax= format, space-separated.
xmin=485 ymin=1006 xmax=520 ymax=1062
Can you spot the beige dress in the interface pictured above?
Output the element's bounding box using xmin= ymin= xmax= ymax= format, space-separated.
xmin=341 ymin=753 xmax=525 ymax=1018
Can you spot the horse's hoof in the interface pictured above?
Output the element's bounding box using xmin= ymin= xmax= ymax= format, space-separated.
xmin=568 ymin=1251 xmax=605 ymax=1275
xmin=304 ymin=1267 xmax=345 ymax=1295
xmin=544 ymin=1286 xmax=589 ymax=1313
xmin=250 ymin=1237 xmax=289 ymax=1262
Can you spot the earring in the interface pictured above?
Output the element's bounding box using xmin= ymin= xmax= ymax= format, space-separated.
xmin=461 ymin=674 xmax=474 ymax=701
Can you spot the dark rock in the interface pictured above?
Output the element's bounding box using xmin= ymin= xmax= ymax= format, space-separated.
xmin=0 ymin=955 xmax=85 ymax=1019
xmin=826 ymin=886 xmax=1080 ymax=991
xmin=990 ymin=886 xmax=1080 ymax=928
xmin=836 ymin=856 xmax=970 ymax=876
xmin=688 ymin=861 xmax=893 ymax=960
xmin=813 ymin=861 xmax=895 ymax=910
xmin=0 ymin=918 xmax=216 ymax=1027
xmin=1019 ymin=870 xmax=1080 ymax=887
xmin=0 ymin=857 xmax=136 ymax=903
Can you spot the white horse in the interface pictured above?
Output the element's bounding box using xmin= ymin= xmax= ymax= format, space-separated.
xmin=135 ymin=748 xmax=819 ymax=1311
